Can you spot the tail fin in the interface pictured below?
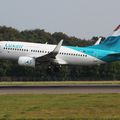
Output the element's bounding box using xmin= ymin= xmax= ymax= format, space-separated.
xmin=112 ymin=25 xmax=120 ymax=36
xmin=90 ymin=25 xmax=120 ymax=51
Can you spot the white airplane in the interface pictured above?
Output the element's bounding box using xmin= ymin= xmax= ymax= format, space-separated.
xmin=0 ymin=25 xmax=120 ymax=70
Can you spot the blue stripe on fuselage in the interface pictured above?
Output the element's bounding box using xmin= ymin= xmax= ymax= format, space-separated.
xmin=65 ymin=46 xmax=117 ymax=62
xmin=88 ymin=36 xmax=120 ymax=52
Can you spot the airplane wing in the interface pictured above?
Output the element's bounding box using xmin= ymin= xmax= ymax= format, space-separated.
xmin=35 ymin=40 xmax=63 ymax=63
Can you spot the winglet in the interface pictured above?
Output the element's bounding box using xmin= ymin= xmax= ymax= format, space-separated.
xmin=35 ymin=40 xmax=64 ymax=62
xmin=53 ymin=40 xmax=63 ymax=53
xmin=94 ymin=37 xmax=102 ymax=45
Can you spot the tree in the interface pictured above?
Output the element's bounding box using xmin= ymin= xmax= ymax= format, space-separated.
xmin=0 ymin=26 xmax=119 ymax=81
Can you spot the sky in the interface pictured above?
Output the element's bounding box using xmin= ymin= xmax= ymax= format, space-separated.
xmin=0 ymin=0 xmax=120 ymax=39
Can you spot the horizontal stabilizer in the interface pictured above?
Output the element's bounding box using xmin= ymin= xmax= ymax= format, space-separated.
xmin=107 ymin=53 xmax=120 ymax=57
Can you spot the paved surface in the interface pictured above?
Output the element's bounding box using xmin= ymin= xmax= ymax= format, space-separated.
xmin=0 ymin=85 xmax=120 ymax=94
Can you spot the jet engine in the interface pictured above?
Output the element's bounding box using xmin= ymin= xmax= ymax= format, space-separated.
xmin=18 ymin=56 xmax=35 ymax=67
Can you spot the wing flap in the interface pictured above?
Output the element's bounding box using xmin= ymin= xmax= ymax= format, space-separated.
xmin=107 ymin=53 xmax=120 ymax=57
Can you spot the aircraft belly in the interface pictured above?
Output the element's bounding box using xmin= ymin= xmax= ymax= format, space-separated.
xmin=59 ymin=47 xmax=106 ymax=65
xmin=60 ymin=55 xmax=105 ymax=65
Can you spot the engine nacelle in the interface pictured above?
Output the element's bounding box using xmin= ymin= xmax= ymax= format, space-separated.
xmin=18 ymin=56 xmax=35 ymax=67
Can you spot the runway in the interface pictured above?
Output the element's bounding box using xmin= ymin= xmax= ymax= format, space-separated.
xmin=0 ymin=84 xmax=120 ymax=94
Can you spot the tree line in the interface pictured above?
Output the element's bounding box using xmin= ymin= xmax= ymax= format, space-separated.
xmin=0 ymin=26 xmax=120 ymax=81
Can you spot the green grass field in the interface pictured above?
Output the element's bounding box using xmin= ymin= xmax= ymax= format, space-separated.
xmin=0 ymin=94 xmax=120 ymax=120
xmin=0 ymin=81 xmax=120 ymax=86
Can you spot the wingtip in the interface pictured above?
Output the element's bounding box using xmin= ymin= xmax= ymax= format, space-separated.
xmin=60 ymin=39 xmax=63 ymax=42
xmin=59 ymin=39 xmax=63 ymax=44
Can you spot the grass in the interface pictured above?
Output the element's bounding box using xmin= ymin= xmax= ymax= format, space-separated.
xmin=0 ymin=81 xmax=120 ymax=86
xmin=0 ymin=94 xmax=120 ymax=119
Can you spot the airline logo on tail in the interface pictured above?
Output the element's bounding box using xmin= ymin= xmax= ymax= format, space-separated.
xmin=114 ymin=25 xmax=120 ymax=31
xmin=112 ymin=25 xmax=120 ymax=36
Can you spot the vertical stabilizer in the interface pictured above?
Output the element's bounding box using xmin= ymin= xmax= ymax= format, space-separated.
xmin=112 ymin=25 xmax=120 ymax=36
xmin=89 ymin=25 xmax=120 ymax=51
